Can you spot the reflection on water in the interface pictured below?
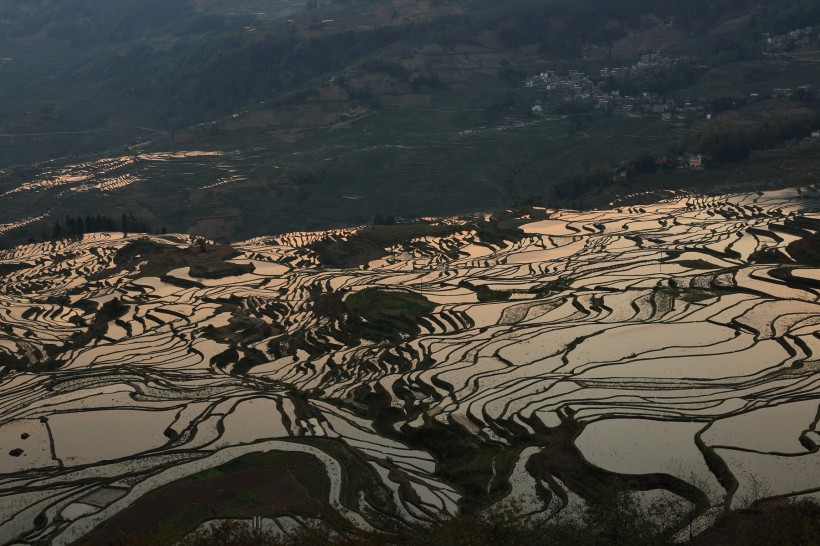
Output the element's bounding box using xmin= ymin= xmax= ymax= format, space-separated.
xmin=576 ymin=419 xmax=724 ymax=503
xmin=0 ymin=150 xmax=227 ymax=198
xmin=0 ymin=187 xmax=818 ymax=542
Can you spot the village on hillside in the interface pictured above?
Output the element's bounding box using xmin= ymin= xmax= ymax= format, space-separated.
xmin=524 ymin=24 xmax=819 ymax=124
xmin=525 ymin=51 xmax=698 ymax=119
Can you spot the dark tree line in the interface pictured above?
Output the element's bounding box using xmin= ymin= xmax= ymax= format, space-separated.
xmin=539 ymin=104 xmax=820 ymax=207
xmin=680 ymin=110 xmax=820 ymax=163
xmin=147 ymin=495 xmax=820 ymax=546
xmin=601 ymin=67 xmax=703 ymax=97
xmin=50 ymin=213 xmax=156 ymax=240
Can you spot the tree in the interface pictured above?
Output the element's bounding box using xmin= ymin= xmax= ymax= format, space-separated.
xmin=583 ymin=481 xmax=661 ymax=546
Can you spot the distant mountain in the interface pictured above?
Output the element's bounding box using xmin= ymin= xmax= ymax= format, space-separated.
xmin=2 ymin=0 xmax=816 ymax=137
xmin=0 ymin=0 xmax=818 ymax=242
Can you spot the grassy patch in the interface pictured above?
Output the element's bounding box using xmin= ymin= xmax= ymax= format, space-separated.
xmin=399 ymin=421 xmax=527 ymax=512
xmin=343 ymin=287 xmax=436 ymax=342
xmin=186 ymin=450 xmax=331 ymax=504
xmin=155 ymin=504 xmax=213 ymax=544
xmin=84 ymin=450 xmax=329 ymax=545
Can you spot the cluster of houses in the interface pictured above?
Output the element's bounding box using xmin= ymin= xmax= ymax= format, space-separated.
xmin=606 ymin=153 xmax=707 ymax=183
xmin=524 ymin=50 xmax=690 ymax=93
xmin=599 ymin=51 xmax=691 ymax=78
xmin=763 ymin=27 xmax=814 ymax=55
xmin=523 ymin=59 xmax=707 ymax=119
xmin=772 ymin=84 xmax=814 ymax=99
xmin=522 ymin=25 xmax=818 ymax=116
xmin=523 ymin=45 xmax=820 ymax=120
xmin=661 ymin=153 xmax=704 ymax=170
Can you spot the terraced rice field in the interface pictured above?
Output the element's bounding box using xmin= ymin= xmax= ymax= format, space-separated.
xmin=0 ymin=187 xmax=819 ymax=543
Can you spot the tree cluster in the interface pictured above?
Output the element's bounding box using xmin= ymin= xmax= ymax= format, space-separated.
xmin=50 ymin=213 xmax=153 ymax=240
xmin=114 ymin=496 xmax=820 ymax=546
xmin=680 ymin=110 xmax=820 ymax=163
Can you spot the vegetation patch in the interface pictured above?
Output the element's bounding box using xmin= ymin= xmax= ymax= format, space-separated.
xmin=201 ymin=309 xmax=276 ymax=347
xmin=309 ymin=223 xmax=458 ymax=268
xmin=343 ymin=288 xmax=436 ymax=342
xmin=111 ymin=239 xmax=253 ymax=279
xmin=84 ymin=451 xmax=327 ymax=545
xmin=748 ymin=247 xmax=790 ymax=264
xmin=680 ymin=290 xmax=719 ymax=304
xmin=675 ymin=259 xmax=722 ymax=270
xmin=0 ymin=263 xmax=31 ymax=276
xmin=292 ymin=437 xmax=395 ymax=527
xmin=269 ymin=287 xmax=434 ymax=361
xmin=400 ymin=421 xmax=524 ymax=512
xmin=67 ymin=298 xmax=128 ymax=351
xmin=162 ymin=496 xmax=820 ymax=546
xmin=786 ymin=230 xmax=820 ymax=266
xmin=529 ymin=278 xmax=573 ymax=298
xmin=458 ymin=280 xmax=512 ymax=302
xmin=694 ymin=498 xmax=820 ymax=546
xmin=471 ymin=213 xmax=535 ymax=248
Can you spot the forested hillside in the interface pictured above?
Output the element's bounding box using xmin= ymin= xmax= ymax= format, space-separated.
xmin=0 ymin=0 xmax=818 ymax=242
